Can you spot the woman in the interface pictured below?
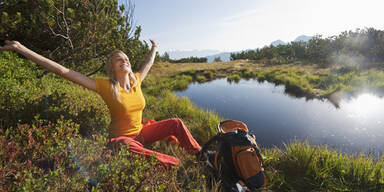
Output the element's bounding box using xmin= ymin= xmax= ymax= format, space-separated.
xmin=0 ymin=40 xmax=201 ymax=168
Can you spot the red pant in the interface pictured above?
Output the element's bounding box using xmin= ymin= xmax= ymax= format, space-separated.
xmin=108 ymin=118 xmax=201 ymax=168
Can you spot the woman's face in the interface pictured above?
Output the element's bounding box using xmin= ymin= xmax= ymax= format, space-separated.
xmin=111 ymin=52 xmax=132 ymax=75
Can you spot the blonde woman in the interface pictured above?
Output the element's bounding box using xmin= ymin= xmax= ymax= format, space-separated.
xmin=0 ymin=40 xmax=201 ymax=168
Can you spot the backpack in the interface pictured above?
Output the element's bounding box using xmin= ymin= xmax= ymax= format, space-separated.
xmin=200 ymin=120 xmax=266 ymax=191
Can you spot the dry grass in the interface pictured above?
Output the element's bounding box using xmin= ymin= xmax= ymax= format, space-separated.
xmin=151 ymin=60 xmax=330 ymax=78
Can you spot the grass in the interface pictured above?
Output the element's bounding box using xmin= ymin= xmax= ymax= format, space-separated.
xmin=152 ymin=61 xmax=384 ymax=100
xmin=1 ymin=51 xmax=384 ymax=191
xmin=265 ymin=141 xmax=384 ymax=191
xmin=147 ymin=61 xmax=384 ymax=191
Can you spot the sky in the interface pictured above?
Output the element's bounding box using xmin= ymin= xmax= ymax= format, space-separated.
xmin=129 ymin=0 xmax=384 ymax=54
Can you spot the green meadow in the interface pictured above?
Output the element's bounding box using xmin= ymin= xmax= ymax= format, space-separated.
xmin=1 ymin=51 xmax=384 ymax=191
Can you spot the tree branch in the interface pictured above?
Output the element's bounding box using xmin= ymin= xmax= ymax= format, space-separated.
xmin=86 ymin=58 xmax=106 ymax=76
xmin=48 ymin=0 xmax=74 ymax=50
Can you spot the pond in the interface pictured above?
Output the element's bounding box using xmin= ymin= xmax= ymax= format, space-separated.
xmin=175 ymin=78 xmax=384 ymax=154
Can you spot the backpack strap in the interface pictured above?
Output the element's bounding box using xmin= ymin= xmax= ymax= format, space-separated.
xmin=223 ymin=130 xmax=265 ymax=167
xmin=252 ymin=143 xmax=264 ymax=167
xmin=247 ymin=133 xmax=265 ymax=166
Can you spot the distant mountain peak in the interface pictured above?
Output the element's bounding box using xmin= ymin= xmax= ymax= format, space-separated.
xmin=270 ymin=39 xmax=287 ymax=46
xmin=269 ymin=35 xmax=313 ymax=47
xmin=206 ymin=52 xmax=231 ymax=62
xmin=165 ymin=49 xmax=220 ymax=60
xmin=293 ymin=35 xmax=313 ymax=42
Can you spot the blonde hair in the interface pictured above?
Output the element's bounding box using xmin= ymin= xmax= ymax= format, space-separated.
xmin=106 ymin=50 xmax=137 ymax=101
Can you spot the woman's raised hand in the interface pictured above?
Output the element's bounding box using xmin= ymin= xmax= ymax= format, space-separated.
xmin=0 ymin=39 xmax=97 ymax=91
xmin=0 ymin=40 xmax=21 ymax=51
xmin=150 ymin=39 xmax=158 ymax=48
xmin=138 ymin=39 xmax=158 ymax=80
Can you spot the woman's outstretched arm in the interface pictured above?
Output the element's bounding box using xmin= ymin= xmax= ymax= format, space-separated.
xmin=139 ymin=39 xmax=158 ymax=80
xmin=0 ymin=40 xmax=97 ymax=92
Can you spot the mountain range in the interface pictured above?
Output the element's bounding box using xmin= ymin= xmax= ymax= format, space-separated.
xmin=166 ymin=35 xmax=313 ymax=62
xmin=270 ymin=35 xmax=313 ymax=46
xmin=165 ymin=49 xmax=221 ymax=60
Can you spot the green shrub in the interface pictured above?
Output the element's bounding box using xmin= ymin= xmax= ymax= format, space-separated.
xmin=203 ymin=71 xmax=214 ymax=79
xmin=172 ymin=75 xmax=193 ymax=91
xmin=227 ymin=74 xmax=241 ymax=83
xmin=195 ymin=75 xmax=207 ymax=83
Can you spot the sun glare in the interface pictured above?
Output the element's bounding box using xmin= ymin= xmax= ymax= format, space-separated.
xmin=343 ymin=93 xmax=383 ymax=120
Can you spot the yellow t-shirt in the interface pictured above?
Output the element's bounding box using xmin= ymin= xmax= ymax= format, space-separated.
xmin=95 ymin=73 xmax=145 ymax=137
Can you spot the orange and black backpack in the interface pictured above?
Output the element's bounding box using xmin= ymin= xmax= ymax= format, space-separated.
xmin=200 ymin=120 xmax=266 ymax=191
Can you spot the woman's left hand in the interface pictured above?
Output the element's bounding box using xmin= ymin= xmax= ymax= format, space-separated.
xmin=150 ymin=39 xmax=158 ymax=48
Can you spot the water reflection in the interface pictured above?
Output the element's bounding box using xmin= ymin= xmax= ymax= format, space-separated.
xmin=343 ymin=93 xmax=384 ymax=120
xmin=228 ymin=78 xmax=312 ymax=99
xmin=329 ymin=90 xmax=384 ymax=108
xmin=175 ymin=78 xmax=384 ymax=154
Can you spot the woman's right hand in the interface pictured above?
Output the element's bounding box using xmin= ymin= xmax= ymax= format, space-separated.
xmin=0 ymin=39 xmax=97 ymax=91
xmin=0 ymin=40 xmax=21 ymax=51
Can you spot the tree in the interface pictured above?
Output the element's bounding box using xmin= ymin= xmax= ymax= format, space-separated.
xmin=227 ymin=28 xmax=384 ymax=68
xmin=171 ymin=56 xmax=207 ymax=63
xmin=161 ymin=52 xmax=170 ymax=62
xmin=0 ymin=0 xmax=150 ymax=74
xmin=213 ymin=56 xmax=222 ymax=62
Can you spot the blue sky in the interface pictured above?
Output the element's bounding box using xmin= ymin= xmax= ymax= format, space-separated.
xmin=130 ymin=0 xmax=384 ymax=54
